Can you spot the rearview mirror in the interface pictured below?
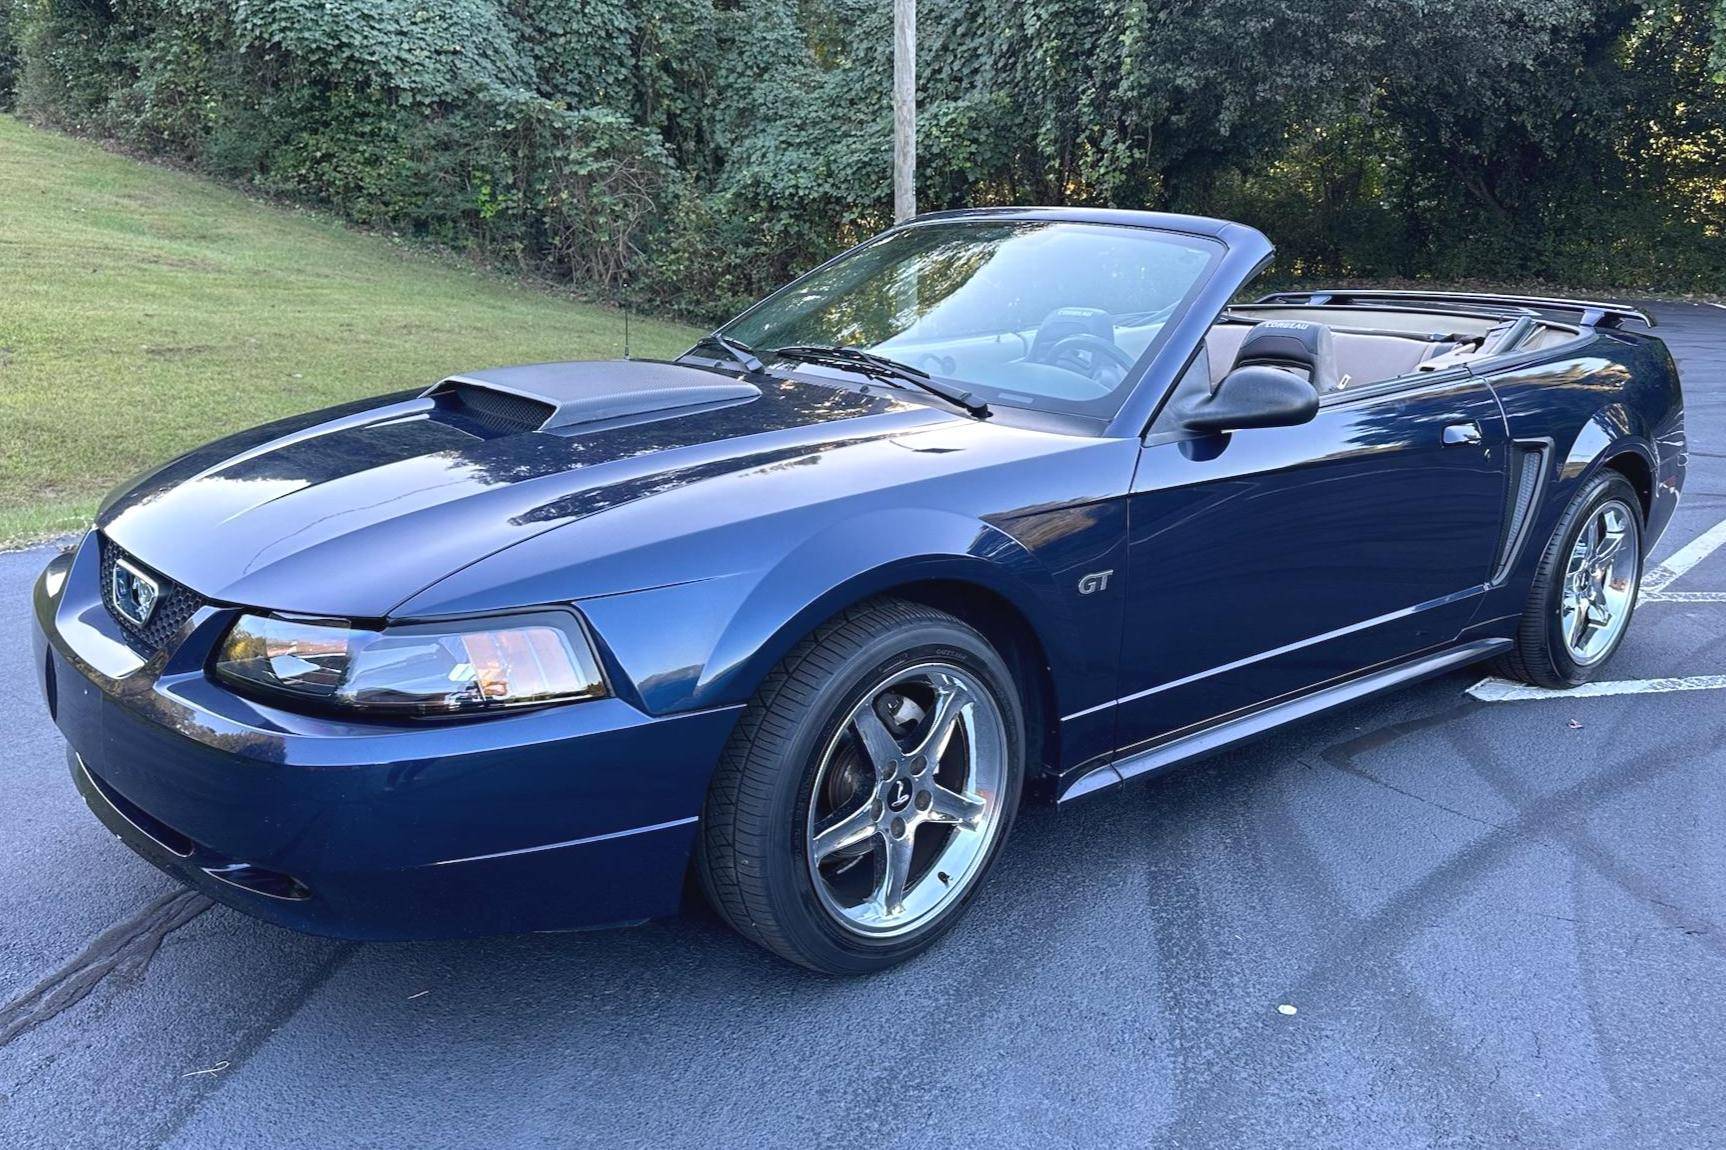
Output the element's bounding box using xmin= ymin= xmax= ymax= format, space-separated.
xmin=1177 ymin=366 xmax=1319 ymax=435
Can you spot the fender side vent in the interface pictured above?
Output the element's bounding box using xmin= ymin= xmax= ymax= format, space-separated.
xmin=1492 ymin=443 xmax=1547 ymax=583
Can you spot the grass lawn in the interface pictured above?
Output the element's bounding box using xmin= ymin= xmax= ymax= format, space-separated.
xmin=0 ymin=115 xmax=700 ymax=547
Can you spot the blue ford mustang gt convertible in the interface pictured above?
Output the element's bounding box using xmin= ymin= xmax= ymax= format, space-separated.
xmin=33 ymin=208 xmax=1686 ymax=972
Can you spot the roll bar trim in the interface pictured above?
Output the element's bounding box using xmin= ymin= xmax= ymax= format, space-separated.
xmin=1256 ymin=289 xmax=1656 ymax=330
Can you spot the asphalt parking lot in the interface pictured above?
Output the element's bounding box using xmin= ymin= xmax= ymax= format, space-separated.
xmin=2 ymin=303 xmax=1722 ymax=1150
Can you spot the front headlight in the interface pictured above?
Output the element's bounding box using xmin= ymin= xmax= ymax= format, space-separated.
xmin=212 ymin=611 xmax=608 ymax=715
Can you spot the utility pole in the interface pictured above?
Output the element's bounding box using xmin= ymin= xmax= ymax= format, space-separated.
xmin=893 ymin=0 xmax=916 ymax=222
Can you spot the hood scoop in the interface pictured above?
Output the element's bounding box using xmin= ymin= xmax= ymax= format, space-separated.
xmin=427 ymin=360 xmax=759 ymax=436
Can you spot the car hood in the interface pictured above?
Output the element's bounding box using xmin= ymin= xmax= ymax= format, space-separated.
xmin=98 ymin=360 xmax=958 ymax=617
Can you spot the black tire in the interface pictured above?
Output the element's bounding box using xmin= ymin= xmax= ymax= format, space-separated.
xmin=695 ymin=597 xmax=1025 ymax=974
xmin=1494 ymin=470 xmax=1645 ymax=689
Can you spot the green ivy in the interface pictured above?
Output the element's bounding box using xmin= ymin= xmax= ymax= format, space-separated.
xmin=0 ymin=0 xmax=18 ymax=108
xmin=8 ymin=0 xmax=1726 ymax=317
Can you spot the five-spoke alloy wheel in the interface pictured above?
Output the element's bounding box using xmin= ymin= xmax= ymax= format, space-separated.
xmin=1498 ymin=469 xmax=1645 ymax=689
xmin=1558 ymin=499 xmax=1640 ymax=666
xmin=806 ymin=664 xmax=1008 ymax=937
xmin=697 ymin=598 xmax=1025 ymax=973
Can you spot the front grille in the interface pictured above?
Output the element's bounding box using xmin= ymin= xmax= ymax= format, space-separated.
xmin=99 ymin=536 xmax=206 ymax=655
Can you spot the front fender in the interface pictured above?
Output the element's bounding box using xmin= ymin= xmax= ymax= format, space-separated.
xmin=394 ymin=425 xmax=1138 ymax=769
xmin=577 ymin=507 xmax=1077 ymax=716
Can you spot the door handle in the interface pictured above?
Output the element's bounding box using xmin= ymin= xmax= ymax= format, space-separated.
xmin=1442 ymin=422 xmax=1482 ymax=446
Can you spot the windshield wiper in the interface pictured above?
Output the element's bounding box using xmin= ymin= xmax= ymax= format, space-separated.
xmin=772 ymin=344 xmax=991 ymax=419
xmin=688 ymin=333 xmax=764 ymax=374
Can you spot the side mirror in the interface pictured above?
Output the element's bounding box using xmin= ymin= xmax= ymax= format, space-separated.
xmin=1177 ymin=366 xmax=1319 ymax=435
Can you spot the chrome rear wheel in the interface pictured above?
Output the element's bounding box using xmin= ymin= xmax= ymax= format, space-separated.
xmin=806 ymin=663 xmax=1008 ymax=938
xmin=1559 ymin=498 xmax=1640 ymax=666
xmin=1494 ymin=470 xmax=1644 ymax=690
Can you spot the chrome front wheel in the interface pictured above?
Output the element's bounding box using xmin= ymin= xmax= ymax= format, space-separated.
xmin=1558 ymin=498 xmax=1640 ymax=666
xmin=697 ymin=597 xmax=1024 ymax=973
xmin=806 ymin=663 xmax=1008 ymax=938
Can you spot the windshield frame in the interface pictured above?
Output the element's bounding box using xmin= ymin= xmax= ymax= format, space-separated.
xmin=707 ymin=215 xmax=1236 ymax=431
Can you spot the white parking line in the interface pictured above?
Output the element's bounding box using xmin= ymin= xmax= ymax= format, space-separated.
xmin=1468 ymin=675 xmax=1726 ymax=702
xmin=1470 ymin=512 xmax=1726 ymax=701
xmin=1644 ymin=516 xmax=1726 ymax=590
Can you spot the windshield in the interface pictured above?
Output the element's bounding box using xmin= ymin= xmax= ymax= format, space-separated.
xmin=718 ymin=220 xmax=1222 ymax=420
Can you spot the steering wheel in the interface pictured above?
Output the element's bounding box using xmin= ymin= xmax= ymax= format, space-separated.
xmin=1039 ymin=333 xmax=1136 ymax=380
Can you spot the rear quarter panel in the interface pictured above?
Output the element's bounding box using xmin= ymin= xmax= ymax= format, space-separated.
xmin=1470 ymin=329 xmax=1685 ymax=626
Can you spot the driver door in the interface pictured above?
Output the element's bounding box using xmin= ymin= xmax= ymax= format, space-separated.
xmin=1110 ymin=365 xmax=1509 ymax=752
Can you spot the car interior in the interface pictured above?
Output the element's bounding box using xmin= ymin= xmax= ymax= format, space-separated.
xmin=1138 ymin=304 xmax=1589 ymax=434
xmin=1203 ymin=305 xmax=1580 ymax=393
xmin=876 ymin=302 xmax=1581 ymax=411
xmin=731 ymin=220 xmax=1592 ymax=420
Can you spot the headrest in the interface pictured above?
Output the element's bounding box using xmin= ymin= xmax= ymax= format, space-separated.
xmin=1030 ymin=307 xmax=1116 ymax=362
xmin=1231 ymin=320 xmax=1338 ymax=391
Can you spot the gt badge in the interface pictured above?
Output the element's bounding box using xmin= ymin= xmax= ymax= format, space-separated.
xmin=1077 ymin=570 xmax=1113 ymax=595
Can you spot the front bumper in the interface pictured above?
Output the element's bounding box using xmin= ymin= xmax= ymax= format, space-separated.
xmin=33 ymin=537 xmax=741 ymax=940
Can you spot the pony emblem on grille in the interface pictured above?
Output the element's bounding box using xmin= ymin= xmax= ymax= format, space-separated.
xmin=111 ymin=557 xmax=161 ymax=627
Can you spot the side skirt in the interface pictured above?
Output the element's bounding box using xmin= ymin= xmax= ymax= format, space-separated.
xmin=1057 ymin=638 xmax=1511 ymax=803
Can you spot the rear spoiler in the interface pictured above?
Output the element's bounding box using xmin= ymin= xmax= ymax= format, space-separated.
xmin=1256 ymin=289 xmax=1656 ymax=330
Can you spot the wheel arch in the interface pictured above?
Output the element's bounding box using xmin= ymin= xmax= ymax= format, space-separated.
xmin=1558 ymin=403 xmax=1656 ymax=518
xmin=708 ymin=573 xmax=1063 ymax=785
xmin=1600 ymin=450 xmax=1653 ymax=521
xmin=865 ymin=578 xmax=1062 ymax=781
xmin=1483 ymin=413 xmax=1661 ymax=633
xmin=576 ymin=505 xmax=1087 ymax=747
xmin=710 ymin=551 xmax=1070 ymax=770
